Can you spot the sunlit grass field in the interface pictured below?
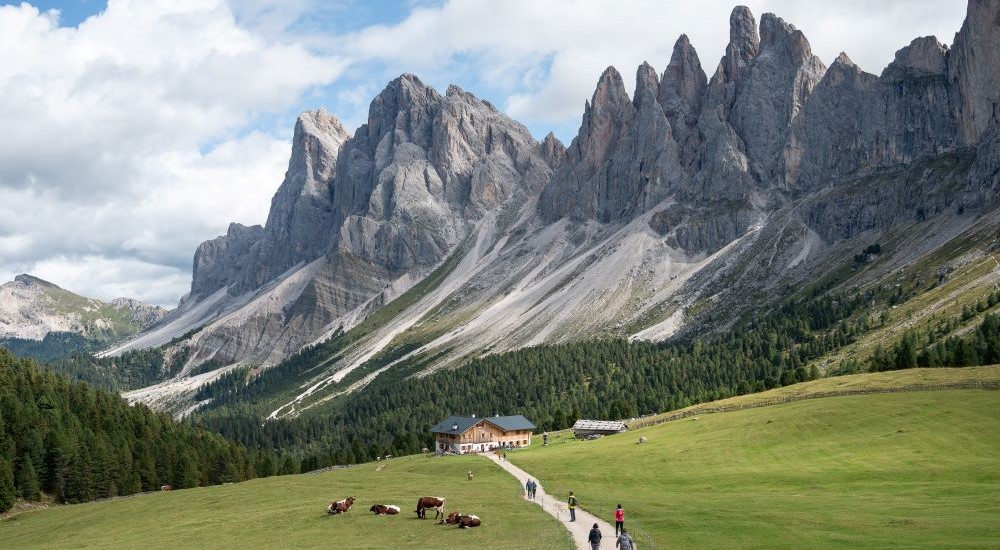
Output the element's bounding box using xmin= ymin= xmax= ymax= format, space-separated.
xmin=511 ymin=370 xmax=1000 ymax=549
xmin=0 ymin=454 xmax=570 ymax=550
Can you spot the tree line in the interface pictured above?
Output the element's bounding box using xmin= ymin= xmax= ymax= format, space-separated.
xmin=0 ymin=349 xmax=279 ymax=512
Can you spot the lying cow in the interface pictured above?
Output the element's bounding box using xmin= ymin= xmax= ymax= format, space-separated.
xmin=327 ymin=496 xmax=356 ymax=515
xmin=370 ymin=504 xmax=400 ymax=515
xmin=439 ymin=512 xmax=481 ymax=528
xmin=439 ymin=512 xmax=461 ymax=525
xmin=415 ymin=496 xmax=446 ymax=519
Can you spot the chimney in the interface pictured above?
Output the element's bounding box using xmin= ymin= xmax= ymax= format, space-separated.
xmin=452 ymin=423 xmax=458 ymax=431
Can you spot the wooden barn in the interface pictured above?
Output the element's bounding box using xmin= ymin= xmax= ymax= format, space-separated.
xmin=431 ymin=414 xmax=536 ymax=454
xmin=572 ymin=419 xmax=628 ymax=438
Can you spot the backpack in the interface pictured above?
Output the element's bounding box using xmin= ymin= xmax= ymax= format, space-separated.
xmin=618 ymin=534 xmax=634 ymax=549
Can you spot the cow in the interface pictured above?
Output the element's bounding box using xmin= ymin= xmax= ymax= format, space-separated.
xmin=439 ymin=512 xmax=481 ymax=528
xmin=327 ymin=496 xmax=356 ymax=515
xmin=369 ymin=504 xmax=401 ymax=516
xmin=439 ymin=512 xmax=461 ymax=525
xmin=160 ymin=485 xmax=172 ymax=491
xmin=457 ymin=514 xmax=481 ymax=529
xmin=415 ymin=496 xmax=446 ymax=519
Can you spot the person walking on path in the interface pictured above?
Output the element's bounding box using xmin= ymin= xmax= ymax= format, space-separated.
xmin=588 ymin=523 xmax=602 ymax=550
xmin=530 ymin=480 xmax=537 ymax=499
xmin=614 ymin=504 xmax=625 ymax=536
xmin=568 ymin=491 xmax=579 ymax=522
xmin=616 ymin=528 xmax=635 ymax=549
xmin=525 ymin=478 xmax=531 ymax=496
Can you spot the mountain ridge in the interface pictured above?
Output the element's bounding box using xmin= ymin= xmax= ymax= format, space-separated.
xmin=104 ymin=1 xmax=1000 ymax=414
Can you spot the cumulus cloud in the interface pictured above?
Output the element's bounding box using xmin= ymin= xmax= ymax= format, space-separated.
xmin=0 ymin=0 xmax=342 ymax=306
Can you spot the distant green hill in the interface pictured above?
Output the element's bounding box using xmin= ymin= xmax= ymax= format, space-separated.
xmin=510 ymin=368 xmax=1000 ymax=549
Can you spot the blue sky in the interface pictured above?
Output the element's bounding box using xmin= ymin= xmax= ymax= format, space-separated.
xmin=0 ymin=0 xmax=970 ymax=305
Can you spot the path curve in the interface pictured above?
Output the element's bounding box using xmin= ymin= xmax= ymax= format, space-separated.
xmin=485 ymin=453 xmax=616 ymax=549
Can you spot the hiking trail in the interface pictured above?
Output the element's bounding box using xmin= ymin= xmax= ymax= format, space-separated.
xmin=485 ymin=453 xmax=617 ymax=549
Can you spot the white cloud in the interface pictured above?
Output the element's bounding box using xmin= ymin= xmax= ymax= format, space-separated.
xmin=0 ymin=0 xmax=342 ymax=306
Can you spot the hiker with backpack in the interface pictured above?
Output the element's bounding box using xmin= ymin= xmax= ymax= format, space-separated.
xmin=614 ymin=504 xmax=625 ymax=536
xmin=567 ymin=491 xmax=578 ymax=521
xmin=617 ymin=528 xmax=635 ymax=549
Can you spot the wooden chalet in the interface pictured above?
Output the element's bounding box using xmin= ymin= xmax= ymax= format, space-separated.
xmin=431 ymin=414 xmax=536 ymax=454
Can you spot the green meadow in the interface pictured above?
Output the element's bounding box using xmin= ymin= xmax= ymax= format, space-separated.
xmin=0 ymin=455 xmax=570 ymax=550
xmin=511 ymin=371 xmax=1000 ymax=548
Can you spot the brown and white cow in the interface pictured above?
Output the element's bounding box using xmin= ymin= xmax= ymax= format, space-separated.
xmin=439 ymin=512 xmax=481 ymax=528
xmin=439 ymin=512 xmax=461 ymax=525
xmin=327 ymin=496 xmax=356 ymax=515
xmin=160 ymin=485 xmax=172 ymax=491
xmin=415 ymin=496 xmax=446 ymax=519
xmin=369 ymin=504 xmax=401 ymax=515
xmin=457 ymin=514 xmax=481 ymax=529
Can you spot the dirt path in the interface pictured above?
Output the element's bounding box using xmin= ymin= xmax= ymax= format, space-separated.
xmin=485 ymin=453 xmax=617 ymax=549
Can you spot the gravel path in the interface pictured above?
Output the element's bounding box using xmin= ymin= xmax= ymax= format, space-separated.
xmin=485 ymin=453 xmax=617 ymax=549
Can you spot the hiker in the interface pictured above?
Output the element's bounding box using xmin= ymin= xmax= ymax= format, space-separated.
xmin=614 ymin=504 xmax=625 ymax=536
xmin=529 ymin=480 xmax=537 ymax=499
xmin=616 ymin=528 xmax=635 ymax=549
xmin=588 ymin=523 xmax=602 ymax=550
xmin=568 ymin=491 xmax=578 ymax=522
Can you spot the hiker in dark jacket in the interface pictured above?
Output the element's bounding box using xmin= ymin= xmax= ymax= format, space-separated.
xmin=588 ymin=523 xmax=602 ymax=550
xmin=568 ymin=491 xmax=578 ymax=521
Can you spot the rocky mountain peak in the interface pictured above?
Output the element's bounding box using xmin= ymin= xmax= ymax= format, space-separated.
xmin=659 ymin=34 xmax=707 ymax=131
xmin=591 ymin=66 xmax=631 ymax=114
xmin=540 ymin=132 xmax=566 ymax=168
xmin=728 ymin=6 xmax=760 ymax=70
xmin=759 ymin=13 xmax=814 ymax=65
xmin=13 ymin=274 xmax=58 ymax=289
xmin=633 ymin=61 xmax=660 ymax=110
xmin=883 ymin=36 xmax=948 ymax=79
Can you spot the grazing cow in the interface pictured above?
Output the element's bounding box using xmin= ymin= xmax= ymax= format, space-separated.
xmin=160 ymin=485 xmax=172 ymax=492
xmin=415 ymin=496 xmax=446 ymax=519
xmin=457 ymin=514 xmax=481 ymax=529
xmin=327 ymin=496 xmax=356 ymax=515
xmin=369 ymin=504 xmax=401 ymax=516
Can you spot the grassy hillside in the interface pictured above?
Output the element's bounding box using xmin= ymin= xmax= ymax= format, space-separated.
xmin=510 ymin=369 xmax=1000 ymax=549
xmin=0 ymin=455 xmax=570 ymax=550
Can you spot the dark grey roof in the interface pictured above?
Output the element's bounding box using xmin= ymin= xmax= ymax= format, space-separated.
xmin=431 ymin=416 xmax=480 ymax=435
xmin=486 ymin=415 xmax=536 ymax=431
xmin=431 ymin=415 xmax=536 ymax=434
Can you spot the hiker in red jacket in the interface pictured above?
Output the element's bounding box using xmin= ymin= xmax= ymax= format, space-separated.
xmin=614 ymin=504 xmax=625 ymax=536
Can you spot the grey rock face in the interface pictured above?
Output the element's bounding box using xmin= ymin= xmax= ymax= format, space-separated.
xmin=539 ymin=132 xmax=566 ymax=168
xmin=786 ymin=35 xmax=958 ymax=192
xmin=658 ymin=34 xmax=707 ymax=165
xmin=110 ymin=298 xmax=169 ymax=327
xmin=729 ymin=12 xmax=825 ymax=185
xmin=241 ymin=109 xmax=350 ymax=292
xmin=190 ymin=222 xmax=264 ymax=299
xmin=948 ymin=0 xmax=1000 ymax=143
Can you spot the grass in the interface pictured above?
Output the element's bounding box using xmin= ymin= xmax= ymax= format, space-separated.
xmin=0 ymin=455 xmax=570 ymax=550
xmin=510 ymin=369 xmax=1000 ymax=549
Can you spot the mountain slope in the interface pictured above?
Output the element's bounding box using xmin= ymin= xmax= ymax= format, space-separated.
xmin=0 ymin=274 xmax=167 ymax=359
xmin=112 ymin=1 xmax=1000 ymax=413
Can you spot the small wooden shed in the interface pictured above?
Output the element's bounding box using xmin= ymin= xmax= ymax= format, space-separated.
xmin=572 ymin=419 xmax=628 ymax=438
